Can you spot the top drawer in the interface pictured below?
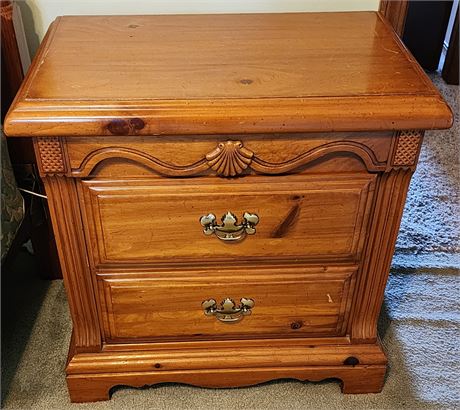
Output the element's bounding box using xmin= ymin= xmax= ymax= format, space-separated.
xmin=80 ymin=173 xmax=375 ymax=267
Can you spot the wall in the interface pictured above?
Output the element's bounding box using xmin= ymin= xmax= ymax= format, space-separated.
xmin=18 ymin=0 xmax=380 ymax=56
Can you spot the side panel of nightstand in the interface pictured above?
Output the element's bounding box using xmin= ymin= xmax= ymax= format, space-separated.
xmin=41 ymin=175 xmax=101 ymax=353
xmin=350 ymin=130 xmax=423 ymax=342
xmin=33 ymin=137 xmax=101 ymax=353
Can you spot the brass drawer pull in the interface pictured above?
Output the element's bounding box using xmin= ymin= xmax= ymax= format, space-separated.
xmin=200 ymin=211 xmax=259 ymax=242
xmin=202 ymin=297 xmax=255 ymax=323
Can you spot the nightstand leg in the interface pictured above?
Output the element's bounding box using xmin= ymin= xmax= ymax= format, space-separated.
xmin=340 ymin=365 xmax=386 ymax=394
xmin=66 ymin=376 xmax=112 ymax=403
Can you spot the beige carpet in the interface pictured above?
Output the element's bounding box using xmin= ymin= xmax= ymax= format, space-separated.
xmin=2 ymin=74 xmax=459 ymax=409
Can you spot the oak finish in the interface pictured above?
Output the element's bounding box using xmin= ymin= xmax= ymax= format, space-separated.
xmin=81 ymin=174 xmax=375 ymax=265
xmin=4 ymin=13 xmax=452 ymax=136
xmin=41 ymin=176 xmax=101 ymax=352
xmin=98 ymin=267 xmax=356 ymax=341
xmin=65 ymin=132 xmax=394 ymax=177
xmin=4 ymin=12 xmax=452 ymax=402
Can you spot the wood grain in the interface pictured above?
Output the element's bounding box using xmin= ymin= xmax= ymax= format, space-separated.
xmin=4 ymin=12 xmax=452 ymax=136
xmin=68 ymin=342 xmax=387 ymax=374
xmin=65 ymin=132 xmax=393 ymax=178
xmin=351 ymin=168 xmax=414 ymax=342
xmin=100 ymin=336 xmax=353 ymax=351
xmin=7 ymin=11 xmax=453 ymax=403
xmin=67 ymin=365 xmax=387 ymax=402
xmin=80 ymin=174 xmax=376 ymax=265
xmin=66 ymin=340 xmax=387 ymax=401
xmin=41 ymin=175 xmax=101 ymax=352
xmin=98 ymin=267 xmax=356 ymax=341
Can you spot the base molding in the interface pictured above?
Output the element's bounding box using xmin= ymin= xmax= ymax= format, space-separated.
xmin=67 ymin=365 xmax=387 ymax=402
xmin=66 ymin=339 xmax=387 ymax=402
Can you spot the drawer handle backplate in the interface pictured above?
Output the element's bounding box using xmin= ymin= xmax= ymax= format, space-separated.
xmin=200 ymin=211 xmax=259 ymax=242
xmin=202 ymin=297 xmax=255 ymax=323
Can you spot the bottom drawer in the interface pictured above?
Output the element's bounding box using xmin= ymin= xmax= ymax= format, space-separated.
xmin=98 ymin=266 xmax=357 ymax=342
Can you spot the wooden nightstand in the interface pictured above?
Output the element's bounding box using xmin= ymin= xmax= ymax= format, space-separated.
xmin=4 ymin=12 xmax=452 ymax=402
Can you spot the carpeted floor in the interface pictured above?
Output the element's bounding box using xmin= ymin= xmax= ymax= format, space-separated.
xmin=394 ymin=75 xmax=460 ymax=270
xmin=1 ymin=73 xmax=459 ymax=409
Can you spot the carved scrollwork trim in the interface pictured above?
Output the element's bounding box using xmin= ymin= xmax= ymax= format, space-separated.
xmin=73 ymin=147 xmax=209 ymax=177
xmin=392 ymin=130 xmax=423 ymax=168
xmin=251 ymin=141 xmax=385 ymax=174
xmin=72 ymin=140 xmax=386 ymax=178
xmin=35 ymin=137 xmax=67 ymax=175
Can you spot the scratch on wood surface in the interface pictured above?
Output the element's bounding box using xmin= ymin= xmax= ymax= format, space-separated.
xmin=271 ymin=203 xmax=300 ymax=238
xmin=382 ymin=46 xmax=399 ymax=55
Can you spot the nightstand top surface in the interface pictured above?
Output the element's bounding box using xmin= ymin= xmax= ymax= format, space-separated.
xmin=5 ymin=12 xmax=452 ymax=136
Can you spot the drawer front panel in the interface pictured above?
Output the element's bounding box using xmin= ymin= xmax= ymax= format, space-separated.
xmin=81 ymin=174 xmax=375 ymax=266
xmin=98 ymin=266 xmax=356 ymax=341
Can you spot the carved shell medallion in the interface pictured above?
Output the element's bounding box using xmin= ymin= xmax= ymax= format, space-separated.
xmin=205 ymin=141 xmax=254 ymax=177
